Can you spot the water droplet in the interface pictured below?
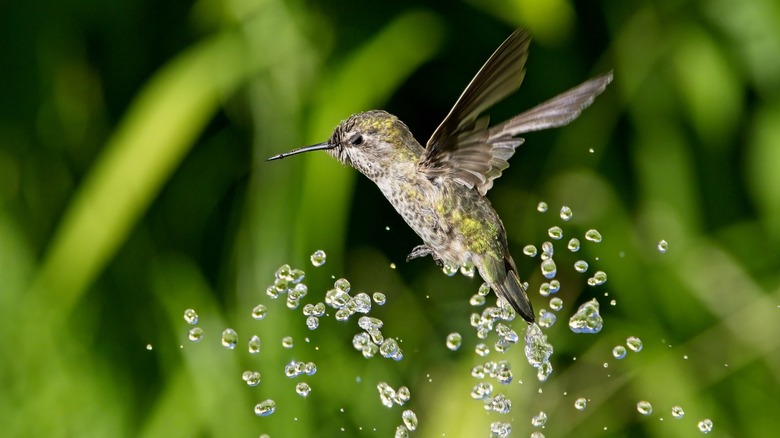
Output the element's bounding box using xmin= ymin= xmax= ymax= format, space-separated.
xmin=490 ymin=421 xmax=512 ymax=438
xmin=549 ymin=279 xmax=560 ymax=293
xmin=188 ymin=327 xmax=204 ymax=342
xmin=310 ymin=249 xmax=327 ymax=267
xmin=295 ymin=382 xmax=311 ymax=397
xmin=275 ymin=264 xmax=293 ymax=281
xmin=286 ymin=298 xmax=300 ymax=309
xmin=470 ymin=294 xmax=486 ymax=306
xmin=290 ymin=268 xmax=305 ymax=283
xmin=471 ymin=381 xmax=493 ymax=400
xmin=537 ymin=202 xmax=548 ymax=213
xmin=248 ymin=335 xmax=261 ymax=354
xmin=252 ymin=304 xmax=268 ymax=320
xmin=569 ymin=299 xmax=603 ymax=334
xmin=697 ymin=418 xmax=713 ymax=433
xmin=671 ymin=405 xmax=685 ymax=419
xmin=537 ymin=360 xmax=553 ymax=382
xmin=626 ymin=336 xmax=643 ymax=352
xmin=350 ymin=292 xmax=372 ymax=314
xmin=377 ymin=382 xmax=397 ymax=408
xmin=588 ymin=270 xmax=607 ymax=286
xmin=541 ymin=241 xmax=554 ymax=260
xmin=446 ymin=333 xmax=462 ymax=351
xmin=567 ymin=238 xmax=581 ymax=252
xmin=531 ymin=432 xmax=545 ymax=438
xmin=524 ymin=324 xmax=554 ymax=368
xmin=574 ymin=397 xmax=588 ymax=411
xmin=289 ymin=283 xmax=308 ymax=300
xmin=335 ymin=308 xmax=351 ymax=321
xmin=613 ymin=345 xmax=627 ymax=359
xmin=221 ymin=328 xmax=238 ymax=349
xmin=460 ymin=261 xmax=475 ymax=278
xmin=657 ymin=240 xmax=669 ymax=253
xmin=548 ymin=226 xmax=563 ymax=240
xmin=183 ymin=308 xmax=198 ymax=324
xmin=484 ymin=393 xmax=512 ymax=414
xmin=549 ymin=297 xmax=563 ymax=311
xmin=380 ymin=338 xmax=403 ymax=360
xmin=478 ymin=282 xmax=491 ymax=296
xmin=531 ymin=411 xmax=548 ymax=427
xmin=306 ymin=316 xmax=319 ymax=330
xmin=394 ymin=425 xmax=409 ymax=438
xmin=523 ymin=245 xmax=538 ymax=257
xmin=242 ymin=370 xmax=261 ymax=386
xmin=475 ymin=343 xmax=490 ymax=357
xmin=358 ymin=316 xmax=383 ymax=331
xmin=637 ymin=400 xmax=653 ymax=415
xmin=539 ymin=282 xmax=551 ymax=297
xmin=574 ymin=260 xmax=589 ymax=273
xmin=541 ymin=259 xmax=557 ymax=279
xmin=282 ymin=336 xmax=294 ymax=349
xmin=560 ymin=206 xmax=573 ymax=221
xmin=372 ymin=292 xmax=386 ymax=305
xmin=401 ymin=410 xmax=418 ymax=431
xmin=441 ymin=263 xmax=458 ymax=276
xmin=538 ymin=309 xmax=556 ymax=328
xmin=395 ymin=386 xmax=411 ymax=405
xmin=254 ymin=399 xmax=276 ymax=416
xmin=585 ymin=229 xmax=602 ymax=243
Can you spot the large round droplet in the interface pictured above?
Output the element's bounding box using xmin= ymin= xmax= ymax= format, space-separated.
xmin=626 ymin=336 xmax=643 ymax=352
xmin=637 ymin=400 xmax=653 ymax=415
xmin=187 ymin=327 xmax=204 ymax=342
xmin=560 ymin=206 xmax=573 ymax=221
xmin=401 ymin=410 xmax=418 ymax=431
xmin=254 ymin=399 xmax=276 ymax=416
xmin=252 ymin=304 xmax=268 ymax=320
xmin=310 ymin=249 xmax=327 ymax=267
xmin=568 ymin=299 xmax=603 ymax=334
xmin=183 ymin=308 xmax=198 ymax=325
xmin=248 ymin=335 xmax=261 ymax=354
xmin=221 ymin=328 xmax=238 ymax=349
xmin=585 ymin=229 xmax=602 ymax=243
xmin=531 ymin=411 xmax=548 ymax=427
xmin=446 ymin=333 xmax=462 ymax=351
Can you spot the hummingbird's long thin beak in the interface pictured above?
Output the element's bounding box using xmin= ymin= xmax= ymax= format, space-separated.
xmin=267 ymin=141 xmax=334 ymax=161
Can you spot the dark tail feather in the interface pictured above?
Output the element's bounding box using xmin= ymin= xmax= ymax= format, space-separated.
xmin=495 ymin=269 xmax=535 ymax=323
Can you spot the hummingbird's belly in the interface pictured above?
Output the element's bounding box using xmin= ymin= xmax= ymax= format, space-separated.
xmin=380 ymin=178 xmax=495 ymax=267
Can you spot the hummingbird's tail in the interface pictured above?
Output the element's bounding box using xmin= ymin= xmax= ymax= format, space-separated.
xmin=478 ymin=253 xmax=535 ymax=322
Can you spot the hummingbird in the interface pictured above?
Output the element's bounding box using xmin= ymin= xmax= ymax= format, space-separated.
xmin=268 ymin=29 xmax=612 ymax=323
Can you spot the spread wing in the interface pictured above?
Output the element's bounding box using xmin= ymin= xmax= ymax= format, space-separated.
xmin=419 ymin=28 xmax=613 ymax=195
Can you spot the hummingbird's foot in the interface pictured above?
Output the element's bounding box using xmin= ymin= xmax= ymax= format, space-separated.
xmin=406 ymin=245 xmax=432 ymax=262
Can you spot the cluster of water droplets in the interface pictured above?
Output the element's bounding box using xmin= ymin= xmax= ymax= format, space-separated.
xmin=374 ymin=382 xmax=418 ymax=436
xmin=633 ymin=401 xmax=712 ymax=434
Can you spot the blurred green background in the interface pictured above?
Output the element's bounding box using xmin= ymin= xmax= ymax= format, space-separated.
xmin=2 ymin=0 xmax=779 ymax=436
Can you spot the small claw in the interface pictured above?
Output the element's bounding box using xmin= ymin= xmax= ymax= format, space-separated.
xmin=406 ymin=245 xmax=432 ymax=262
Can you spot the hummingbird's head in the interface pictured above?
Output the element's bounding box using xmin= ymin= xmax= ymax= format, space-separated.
xmin=268 ymin=110 xmax=423 ymax=181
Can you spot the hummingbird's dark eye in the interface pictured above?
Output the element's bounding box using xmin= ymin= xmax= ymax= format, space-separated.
xmin=349 ymin=134 xmax=363 ymax=145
